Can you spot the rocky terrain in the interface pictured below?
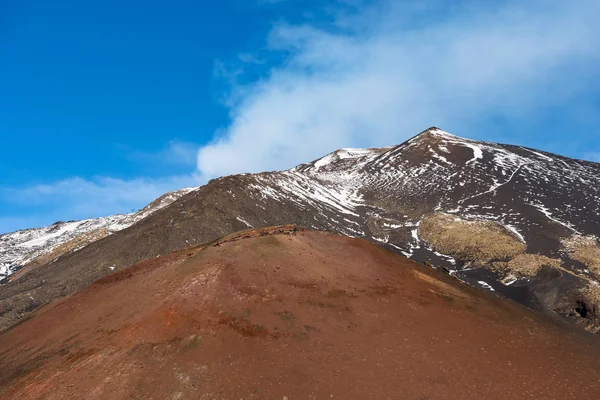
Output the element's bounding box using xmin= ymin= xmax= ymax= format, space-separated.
xmin=1 ymin=127 xmax=600 ymax=333
xmin=1 ymin=226 xmax=599 ymax=399
xmin=0 ymin=187 xmax=196 ymax=282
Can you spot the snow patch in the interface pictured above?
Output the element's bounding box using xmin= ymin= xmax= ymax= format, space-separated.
xmin=0 ymin=188 xmax=195 ymax=281
xmin=477 ymin=281 xmax=495 ymax=291
xmin=503 ymin=224 xmax=526 ymax=243
xmin=236 ymin=216 xmax=254 ymax=228
xmin=464 ymin=143 xmax=483 ymax=164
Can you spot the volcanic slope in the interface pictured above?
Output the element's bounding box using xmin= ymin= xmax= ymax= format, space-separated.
xmin=1 ymin=226 xmax=599 ymax=400
xmin=0 ymin=187 xmax=196 ymax=282
xmin=2 ymin=127 xmax=600 ymax=333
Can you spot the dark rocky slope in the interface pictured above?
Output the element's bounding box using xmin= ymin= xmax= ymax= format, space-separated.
xmin=2 ymin=127 xmax=600 ymax=332
xmin=0 ymin=188 xmax=196 ymax=282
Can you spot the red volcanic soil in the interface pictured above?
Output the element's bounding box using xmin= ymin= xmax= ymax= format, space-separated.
xmin=1 ymin=226 xmax=599 ymax=400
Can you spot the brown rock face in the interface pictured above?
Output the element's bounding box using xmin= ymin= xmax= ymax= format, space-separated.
xmin=1 ymin=227 xmax=599 ymax=399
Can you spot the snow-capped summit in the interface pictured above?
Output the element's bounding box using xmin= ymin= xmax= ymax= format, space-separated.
xmin=2 ymin=127 xmax=600 ymax=333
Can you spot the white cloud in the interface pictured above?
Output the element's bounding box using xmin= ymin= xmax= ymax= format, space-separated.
xmin=197 ymin=0 xmax=600 ymax=180
xmin=159 ymin=141 xmax=199 ymax=166
xmin=5 ymin=0 xmax=600 ymax=234
xmin=123 ymin=140 xmax=199 ymax=167
xmin=1 ymin=138 xmax=203 ymax=232
xmin=1 ymin=174 xmax=199 ymax=231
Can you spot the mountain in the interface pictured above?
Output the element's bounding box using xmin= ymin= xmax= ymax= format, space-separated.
xmin=1 ymin=226 xmax=599 ymax=399
xmin=1 ymin=127 xmax=599 ymax=333
xmin=0 ymin=188 xmax=196 ymax=282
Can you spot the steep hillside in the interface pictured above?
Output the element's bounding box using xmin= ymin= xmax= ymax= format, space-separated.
xmin=0 ymin=187 xmax=196 ymax=282
xmin=1 ymin=127 xmax=599 ymax=332
xmin=1 ymin=227 xmax=599 ymax=400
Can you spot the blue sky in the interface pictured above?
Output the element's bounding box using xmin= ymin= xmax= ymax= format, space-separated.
xmin=1 ymin=0 xmax=599 ymax=233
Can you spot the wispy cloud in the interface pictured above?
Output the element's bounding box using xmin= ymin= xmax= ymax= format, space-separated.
xmin=2 ymin=137 xmax=203 ymax=233
xmin=196 ymin=0 xmax=600 ymax=180
xmin=0 ymin=174 xmax=199 ymax=232
xmin=121 ymin=140 xmax=200 ymax=167
xmin=4 ymin=0 xmax=600 ymax=234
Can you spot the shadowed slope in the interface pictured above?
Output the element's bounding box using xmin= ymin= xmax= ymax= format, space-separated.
xmin=0 ymin=226 xmax=599 ymax=399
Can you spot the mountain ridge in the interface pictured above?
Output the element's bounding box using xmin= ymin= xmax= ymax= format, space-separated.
xmin=1 ymin=127 xmax=599 ymax=333
xmin=0 ymin=187 xmax=196 ymax=282
xmin=2 ymin=226 xmax=599 ymax=399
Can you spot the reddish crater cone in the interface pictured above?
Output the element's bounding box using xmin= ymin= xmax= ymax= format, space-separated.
xmin=1 ymin=226 xmax=599 ymax=399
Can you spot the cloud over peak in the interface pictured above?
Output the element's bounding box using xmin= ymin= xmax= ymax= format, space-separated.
xmin=197 ymin=0 xmax=600 ymax=181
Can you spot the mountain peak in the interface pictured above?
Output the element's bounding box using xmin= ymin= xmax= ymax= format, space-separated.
xmin=3 ymin=127 xmax=600 ymax=337
xmin=413 ymin=126 xmax=465 ymax=142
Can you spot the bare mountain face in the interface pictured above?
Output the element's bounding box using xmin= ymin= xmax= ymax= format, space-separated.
xmin=2 ymin=227 xmax=599 ymax=399
xmin=1 ymin=127 xmax=599 ymax=333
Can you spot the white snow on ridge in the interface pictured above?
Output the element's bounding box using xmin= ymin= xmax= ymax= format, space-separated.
xmin=311 ymin=148 xmax=378 ymax=171
xmin=136 ymin=187 xmax=196 ymax=220
xmin=313 ymin=154 xmax=336 ymax=170
xmin=464 ymin=143 xmax=483 ymax=164
xmin=4 ymin=126 xmax=600 ymax=291
xmin=279 ymin=171 xmax=363 ymax=217
xmin=523 ymin=148 xmax=554 ymax=162
xmin=0 ymin=187 xmax=197 ymax=280
xmin=503 ymin=276 xmax=518 ymax=286
xmin=428 ymin=128 xmax=482 ymax=164
xmin=503 ymin=224 xmax=526 ymax=243
xmin=411 ymin=228 xmax=419 ymax=242
xmin=236 ymin=216 xmax=254 ymax=228
xmin=0 ymin=263 xmax=10 ymax=277
xmin=429 ymin=148 xmax=451 ymax=165
xmin=17 ymin=220 xmax=86 ymax=249
xmin=531 ymin=203 xmax=580 ymax=234
xmin=428 ymin=128 xmax=460 ymax=139
xmin=336 ymin=148 xmax=376 ymax=159
xmin=478 ymin=281 xmax=496 ymax=291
